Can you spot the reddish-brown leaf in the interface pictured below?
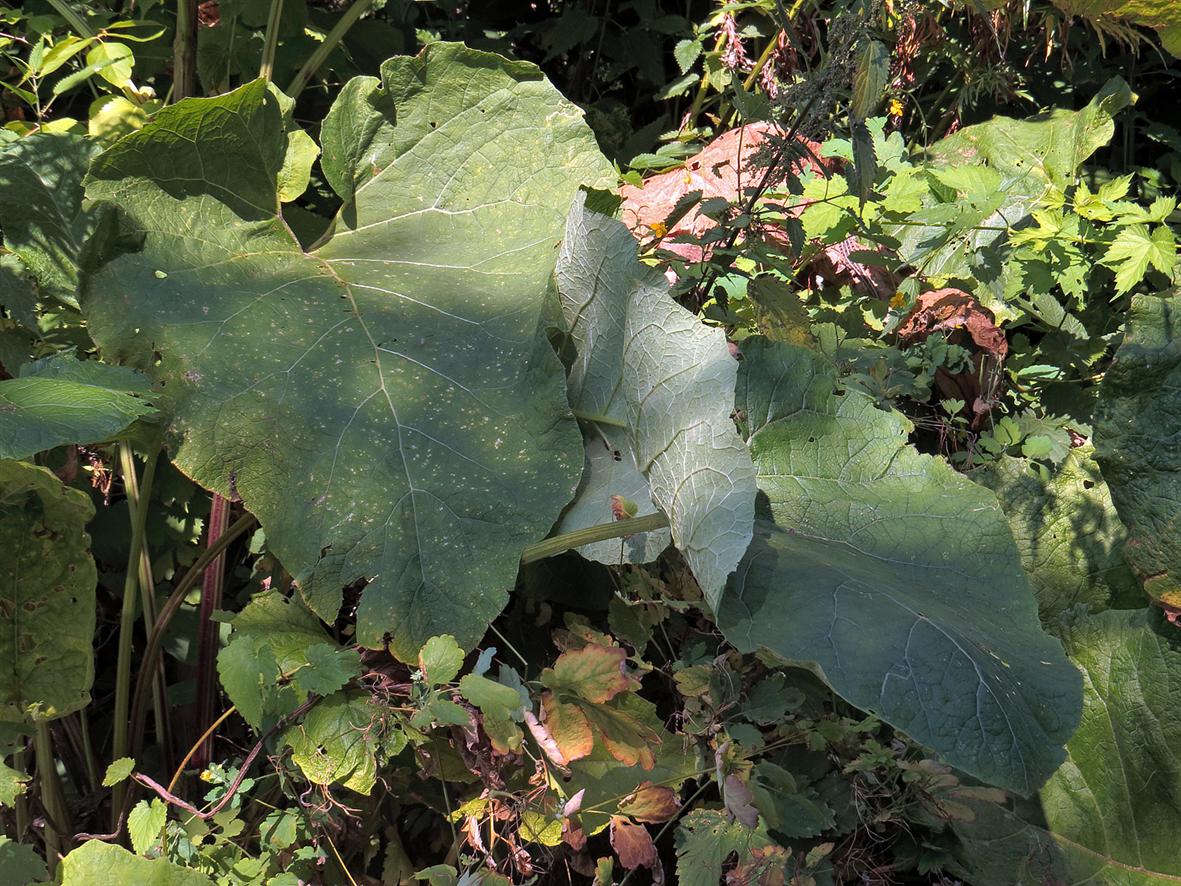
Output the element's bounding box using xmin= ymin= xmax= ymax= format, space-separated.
xmin=610 ymin=816 xmax=658 ymax=871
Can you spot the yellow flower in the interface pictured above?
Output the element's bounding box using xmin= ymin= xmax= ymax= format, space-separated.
xmin=199 ymin=770 xmax=215 ymax=782
xmin=888 ymin=98 xmax=905 ymax=118
xmin=889 ymin=291 xmax=907 ymax=310
xmin=648 ymin=221 xmax=669 ymax=238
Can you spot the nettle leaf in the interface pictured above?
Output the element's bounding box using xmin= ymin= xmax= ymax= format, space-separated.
xmin=953 ymin=608 xmax=1181 ymax=884
xmin=553 ymin=198 xmax=756 ymax=604
xmin=0 ymin=836 xmax=45 ymax=884
xmin=717 ymin=339 xmax=1081 ymax=794
xmin=973 ymin=448 xmax=1140 ymax=621
xmin=81 ymin=43 xmax=614 ymax=660
xmin=0 ymin=354 xmax=155 ymax=459
xmin=0 ymin=134 xmax=100 ymax=306
xmin=127 ymin=798 xmax=167 ymax=855
xmin=61 ymin=840 xmax=213 ymax=884
xmin=1094 ymin=295 xmax=1181 ymax=607
xmin=0 ymin=459 xmax=95 ymax=722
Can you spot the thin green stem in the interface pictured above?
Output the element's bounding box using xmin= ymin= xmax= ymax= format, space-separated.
xmin=571 ymin=410 xmax=627 ymax=428
xmin=286 ymin=0 xmax=372 ymax=99
xmin=111 ymin=441 xmax=159 ymax=826
xmin=34 ymin=723 xmax=64 ymax=874
xmin=258 ymin=0 xmax=285 ymax=82
xmin=520 ymin=513 xmax=669 ymax=565
xmin=13 ymin=747 xmax=27 ymax=840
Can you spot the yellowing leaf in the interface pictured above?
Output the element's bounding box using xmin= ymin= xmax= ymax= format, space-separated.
xmin=543 ymin=643 xmax=634 ymax=704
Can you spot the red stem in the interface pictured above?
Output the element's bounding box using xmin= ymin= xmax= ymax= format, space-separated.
xmin=193 ymin=493 xmax=229 ymax=767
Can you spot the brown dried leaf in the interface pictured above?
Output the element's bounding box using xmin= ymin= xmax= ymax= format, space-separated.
xmin=610 ymin=816 xmax=659 ymax=871
xmin=619 ymin=781 xmax=681 ymax=823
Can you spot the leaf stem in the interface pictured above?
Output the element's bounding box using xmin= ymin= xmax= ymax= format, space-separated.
xmin=286 ymin=0 xmax=372 ymax=99
xmin=129 ymin=512 xmax=257 ymax=761
xmin=258 ymin=0 xmax=285 ymax=82
xmin=169 ymin=705 xmax=237 ymax=793
xmin=172 ymin=0 xmax=199 ymax=101
xmin=111 ymin=441 xmax=160 ymax=827
xmin=520 ymin=513 xmax=669 ymax=564
xmin=45 ymin=0 xmax=94 ymax=38
xmin=571 ymin=410 xmax=628 ymax=428
xmin=34 ymin=723 xmax=64 ymax=874
xmin=193 ymin=494 xmax=230 ymax=768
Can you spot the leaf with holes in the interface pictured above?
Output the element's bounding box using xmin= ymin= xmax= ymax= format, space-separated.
xmin=80 ymin=43 xmax=614 ymax=661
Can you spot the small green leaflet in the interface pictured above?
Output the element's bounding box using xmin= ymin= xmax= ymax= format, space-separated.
xmin=101 ymin=757 xmax=135 ymax=788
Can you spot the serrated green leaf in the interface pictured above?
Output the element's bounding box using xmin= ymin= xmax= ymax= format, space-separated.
xmin=0 ymin=459 xmax=95 ymax=722
xmin=717 ymin=339 xmax=1081 ymax=795
xmin=101 ymin=756 xmax=135 ymax=788
xmin=673 ymin=38 xmax=701 ymax=73
xmin=1104 ymin=224 xmax=1176 ymax=294
xmin=555 ymin=199 xmax=755 ymax=597
xmin=292 ymin=644 xmax=361 ymax=697
xmin=850 ymin=40 xmax=888 ymax=120
xmin=0 ymin=763 xmax=27 ymax=807
xmin=418 ymin=634 xmax=464 ymax=686
xmin=61 ymin=840 xmax=212 ymax=884
xmin=953 ymin=608 xmax=1181 ymax=884
xmin=0 ymin=836 xmax=45 ymax=884
xmin=128 ymin=799 xmax=166 ymax=855
xmin=674 ymin=809 xmax=774 ymax=886
xmin=0 ymin=354 xmax=156 ymax=459
xmin=0 ymin=134 xmax=100 ymax=306
xmin=973 ymin=449 xmax=1140 ymax=620
xmin=1095 ymin=295 xmax=1181 ymax=607
xmin=81 ymin=44 xmax=613 ymax=661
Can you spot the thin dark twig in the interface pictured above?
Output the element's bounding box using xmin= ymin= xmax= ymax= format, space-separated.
xmin=135 ymin=697 xmax=320 ymax=821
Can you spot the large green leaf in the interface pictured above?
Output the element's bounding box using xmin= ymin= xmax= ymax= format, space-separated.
xmin=0 ymin=459 xmax=95 ymax=722
xmin=61 ymin=840 xmax=212 ymax=885
xmin=0 ymin=353 xmax=155 ymax=460
xmin=973 ymin=448 xmax=1140 ymax=620
xmin=953 ymin=608 xmax=1181 ymax=884
xmin=81 ymin=44 xmax=614 ymax=660
xmin=553 ymin=197 xmax=756 ymax=603
xmin=0 ymin=134 xmax=100 ymax=307
xmin=1091 ymin=295 xmax=1176 ymax=609
xmin=716 ymin=339 xmax=1081 ymax=794
xmin=1094 ymin=294 xmax=1181 ymax=608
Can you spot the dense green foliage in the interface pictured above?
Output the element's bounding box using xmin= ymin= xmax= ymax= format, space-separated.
xmin=1 ymin=1 xmax=1181 ymax=884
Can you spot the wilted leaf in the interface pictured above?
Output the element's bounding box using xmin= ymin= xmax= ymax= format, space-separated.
xmin=0 ymin=354 xmax=155 ymax=460
xmin=953 ymin=608 xmax=1181 ymax=884
xmin=610 ymin=816 xmax=659 ymax=872
xmin=717 ymin=339 xmax=1081 ymax=795
xmin=0 ymin=459 xmax=95 ymax=722
xmin=61 ymin=840 xmax=212 ymax=884
xmin=543 ymin=643 xmax=633 ymax=704
xmin=554 ymin=198 xmax=756 ymax=603
xmin=540 ymin=694 xmax=594 ymax=763
xmin=973 ymin=448 xmax=1140 ymax=620
xmin=1094 ymin=295 xmax=1181 ymax=607
xmin=81 ymin=43 xmax=613 ymax=660
xmin=619 ymin=781 xmax=680 ymax=823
